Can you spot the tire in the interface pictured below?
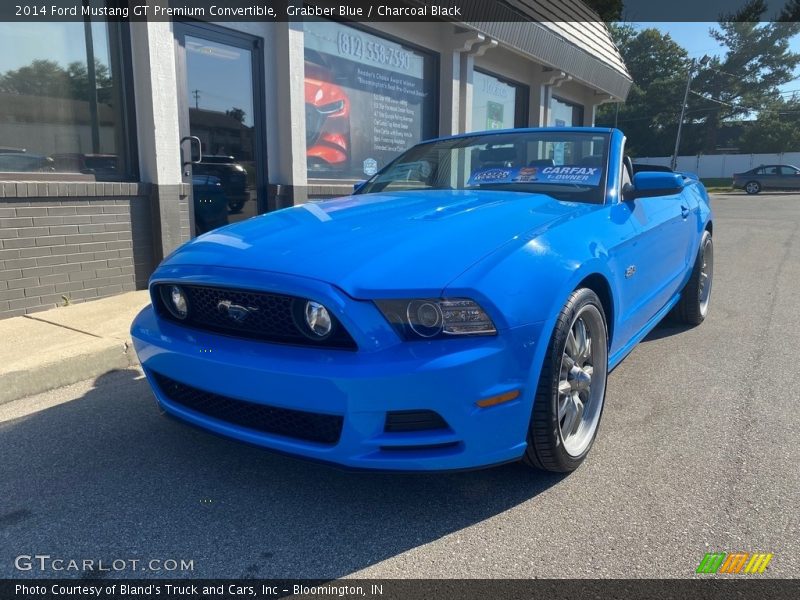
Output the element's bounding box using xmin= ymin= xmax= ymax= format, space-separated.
xmin=523 ymin=288 xmax=609 ymax=472
xmin=674 ymin=230 xmax=713 ymax=326
xmin=744 ymin=181 xmax=761 ymax=194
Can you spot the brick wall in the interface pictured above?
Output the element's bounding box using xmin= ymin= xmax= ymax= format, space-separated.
xmin=0 ymin=182 xmax=155 ymax=319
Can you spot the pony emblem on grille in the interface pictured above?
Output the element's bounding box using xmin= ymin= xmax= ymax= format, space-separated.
xmin=217 ymin=299 xmax=259 ymax=322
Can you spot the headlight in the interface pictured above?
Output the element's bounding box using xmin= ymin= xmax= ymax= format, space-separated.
xmin=303 ymin=301 xmax=333 ymax=338
xmin=376 ymin=298 xmax=496 ymax=340
xmin=160 ymin=285 xmax=189 ymax=320
xmin=317 ymin=99 xmax=345 ymax=115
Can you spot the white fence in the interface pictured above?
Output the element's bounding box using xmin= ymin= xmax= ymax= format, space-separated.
xmin=635 ymin=152 xmax=800 ymax=179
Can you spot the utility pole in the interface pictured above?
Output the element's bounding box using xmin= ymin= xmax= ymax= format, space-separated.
xmin=192 ymin=89 xmax=201 ymax=109
xmin=671 ymin=55 xmax=710 ymax=171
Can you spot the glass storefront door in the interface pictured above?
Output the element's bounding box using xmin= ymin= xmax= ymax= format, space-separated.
xmin=174 ymin=23 xmax=266 ymax=235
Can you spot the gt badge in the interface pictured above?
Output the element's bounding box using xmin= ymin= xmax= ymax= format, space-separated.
xmin=625 ymin=265 xmax=637 ymax=279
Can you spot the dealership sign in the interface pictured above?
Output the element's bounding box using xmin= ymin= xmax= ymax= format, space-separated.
xmin=468 ymin=166 xmax=602 ymax=186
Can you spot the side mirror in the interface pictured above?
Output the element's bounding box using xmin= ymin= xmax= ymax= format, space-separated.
xmin=353 ymin=180 xmax=367 ymax=193
xmin=627 ymin=171 xmax=684 ymax=199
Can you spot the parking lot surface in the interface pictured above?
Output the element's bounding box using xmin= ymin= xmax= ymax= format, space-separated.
xmin=1 ymin=192 xmax=798 ymax=579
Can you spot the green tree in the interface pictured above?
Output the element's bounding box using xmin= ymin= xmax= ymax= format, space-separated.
xmin=738 ymin=97 xmax=800 ymax=153
xmin=596 ymin=24 xmax=690 ymax=156
xmin=0 ymin=59 xmax=71 ymax=98
xmin=0 ymin=58 xmax=112 ymax=104
xmin=691 ymin=0 xmax=800 ymax=151
xmin=226 ymin=107 xmax=247 ymax=123
xmin=779 ymin=0 xmax=800 ymax=20
xmin=583 ymin=0 xmax=623 ymax=21
xmin=66 ymin=59 xmax=113 ymax=104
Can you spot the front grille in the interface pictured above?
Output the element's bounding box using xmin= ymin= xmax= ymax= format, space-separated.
xmin=384 ymin=410 xmax=450 ymax=433
xmin=152 ymin=372 xmax=343 ymax=445
xmin=154 ymin=284 xmax=357 ymax=350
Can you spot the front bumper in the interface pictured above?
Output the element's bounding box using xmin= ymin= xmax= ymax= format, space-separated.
xmin=131 ymin=273 xmax=544 ymax=471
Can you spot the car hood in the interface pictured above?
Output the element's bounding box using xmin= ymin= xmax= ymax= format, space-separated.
xmin=163 ymin=190 xmax=588 ymax=298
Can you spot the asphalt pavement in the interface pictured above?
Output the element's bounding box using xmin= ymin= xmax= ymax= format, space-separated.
xmin=1 ymin=192 xmax=798 ymax=579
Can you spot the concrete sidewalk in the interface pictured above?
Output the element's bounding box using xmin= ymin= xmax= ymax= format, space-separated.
xmin=0 ymin=291 xmax=150 ymax=404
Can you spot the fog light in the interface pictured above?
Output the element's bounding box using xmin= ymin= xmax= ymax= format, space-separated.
xmin=163 ymin=285 xmax=188 ymax=320
xmin=304 ymin=301 xmax=332 ymax=337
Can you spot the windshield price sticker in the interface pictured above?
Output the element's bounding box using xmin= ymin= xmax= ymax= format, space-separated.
xmin=469 ymin=166 xmax=602 ymax=186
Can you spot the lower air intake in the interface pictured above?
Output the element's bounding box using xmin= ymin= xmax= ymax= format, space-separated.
xmin=151 ymin=372 xmax=343 ymax=445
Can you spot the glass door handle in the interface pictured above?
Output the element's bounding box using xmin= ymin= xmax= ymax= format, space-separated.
xmin=181 ymin=136 xmax=202 ymax=166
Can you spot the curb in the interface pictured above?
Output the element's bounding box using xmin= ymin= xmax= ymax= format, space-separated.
xmin=0 ymin=339 xmax=140 ymax=405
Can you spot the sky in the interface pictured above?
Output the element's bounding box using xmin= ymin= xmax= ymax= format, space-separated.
xmin=640 ymin=22 xmax=800 ymax=97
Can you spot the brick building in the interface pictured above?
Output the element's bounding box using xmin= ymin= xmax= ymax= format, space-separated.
xmin=0 ymin=1 xmax=631 ymax=318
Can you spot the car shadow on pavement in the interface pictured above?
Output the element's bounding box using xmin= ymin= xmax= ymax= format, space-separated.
xmin=640 ymin=319 xmax=695 ymax=343
xmin=0 ymin=369 xmax=566 ymax=579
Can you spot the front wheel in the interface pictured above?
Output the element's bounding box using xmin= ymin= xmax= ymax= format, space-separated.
xmin=523 ymin=288 xmax=608 ymax=472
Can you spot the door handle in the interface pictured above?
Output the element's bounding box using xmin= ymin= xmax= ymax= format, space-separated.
xmin=181 ymin=135 xmax=202 ymax=166
xmin=680 ymin=205 xmax=690 ymax=218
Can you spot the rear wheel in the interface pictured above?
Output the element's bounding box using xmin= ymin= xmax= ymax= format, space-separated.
xmin=744 ymin=181 xmax=761 ymax=194
xmin=523 ymin=288 xmax=608 ymax=472
xmin=674 ymin=230 xmax=713 ymax=325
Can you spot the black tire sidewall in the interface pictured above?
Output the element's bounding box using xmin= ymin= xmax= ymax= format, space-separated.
xmin=527 ymin=288 xmax=609 ymax=472
xmin=675 ymin=229 xmax=712 ymax=325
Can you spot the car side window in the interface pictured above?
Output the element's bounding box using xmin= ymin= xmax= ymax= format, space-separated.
xmin=767 ymin=166 xmax=780 ymax=175
xmin=779 ymin=166 xmax=798 ymax=175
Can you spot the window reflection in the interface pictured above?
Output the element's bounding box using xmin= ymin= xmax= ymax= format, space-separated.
xmin=184 ymin=36 xmax=257 ymax=233
xmin=0 ymin=15 xmax=129 ymax=179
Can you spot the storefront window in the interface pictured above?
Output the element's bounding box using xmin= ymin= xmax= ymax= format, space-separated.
xmin=550 ymin=96 xmax=585 ymax=128
xmin=303 ymin=21 xmax=437 ymax=180
xmin=0 ymin=11 xmax=134 ymax=180
xmin=471 ymin=70 xmax=527 ymax=132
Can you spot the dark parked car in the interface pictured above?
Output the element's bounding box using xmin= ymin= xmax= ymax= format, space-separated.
xmin=192 ymin=175 xmax=228 ymax=234
xmin=733 ymin=164 xmax=800 ymax=194
xmin=0 ymin=152 xmax=54 ymax=172
xmin=51 ymin=153 xmax=119 ymax=181
xmin=192 ymin=155 xmax=249 ymax=212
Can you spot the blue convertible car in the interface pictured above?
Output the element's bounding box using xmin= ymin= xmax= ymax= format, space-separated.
xmin=131 ymin=128 xmax=713 ymax=472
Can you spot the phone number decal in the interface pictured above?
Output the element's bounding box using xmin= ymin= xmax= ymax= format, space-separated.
xmin=337 ymin=31 xmax=412 ymax=71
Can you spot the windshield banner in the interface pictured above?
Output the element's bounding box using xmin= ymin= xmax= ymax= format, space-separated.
xmin=468 ymin=165 xmax=602 ymax=186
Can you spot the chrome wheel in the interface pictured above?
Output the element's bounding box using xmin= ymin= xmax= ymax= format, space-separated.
xmin=557 ymin=304 xmax=608 ymax=457
xmin=698 ymin=237 xmax=713 ymax=316
xmin=745 ymin=181 xmax=760 ymax=194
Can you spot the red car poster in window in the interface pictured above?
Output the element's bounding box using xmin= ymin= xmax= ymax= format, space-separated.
xmin=303 ymin=21 xmax=435 ymax=179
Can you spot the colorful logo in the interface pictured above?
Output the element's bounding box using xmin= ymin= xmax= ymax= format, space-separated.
xmin=696 ymin=552 xmax=773 ymax=574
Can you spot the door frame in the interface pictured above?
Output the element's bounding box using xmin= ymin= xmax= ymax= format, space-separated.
xmin=173 ymin=21 xmax=268 ymax=237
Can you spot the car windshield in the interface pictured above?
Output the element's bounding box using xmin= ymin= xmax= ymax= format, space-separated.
xmin=357 ymin=131 xmax=610 ymax=204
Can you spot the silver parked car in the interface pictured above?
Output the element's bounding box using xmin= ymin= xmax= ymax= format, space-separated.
xmin=733 ymin=164 xmax=800 ymax=194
